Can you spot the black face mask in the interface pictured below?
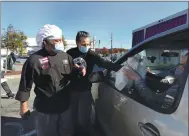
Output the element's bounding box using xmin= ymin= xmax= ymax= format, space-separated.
xmin=43 ymin=38 xmax=64 ymax=53
xmin=43 ymin=39 xmax=57 ymax=54
xmin=45 ymin=39 xmax=55 ymax=47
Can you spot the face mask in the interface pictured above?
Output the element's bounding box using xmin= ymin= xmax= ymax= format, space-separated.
xmin=46 ymin=42 xmax=64 ymax=53
xmin=53 ymin=42 xmax=64 ymax=53
xmin=79 ymin=46 xmax=89 ymax=53
xmin=44 ymin=38 xmax=64 ymax=53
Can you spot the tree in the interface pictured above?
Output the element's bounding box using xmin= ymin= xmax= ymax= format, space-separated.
xmin=112 ymin=48 xmax=119 ymax=53
xmin=62 ymin=35 xmax=67 ymax=47
xmin=1 ymin=24 xmax=27 ymax=56
xmin=102 ymin=47 xmax=109 ymax=55
xmin=119 ymin=48 xmax=127 ymax=52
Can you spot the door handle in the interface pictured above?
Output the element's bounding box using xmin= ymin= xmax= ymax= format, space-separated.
xmin=138 ymin=122 xmax=160 ymax=136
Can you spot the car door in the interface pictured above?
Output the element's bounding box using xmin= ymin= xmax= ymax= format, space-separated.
xmin=97 ymin=45 xmax=188 ymax=136
xmin=97 ymin=66 xmax=145 ymax=136
xmin=95 ymin=62 xmax=139 ymax=136
xmin=123 ymin=48 xmax=189 ymax=136
xmin=95 ymin=72 xmax=118 ymax=136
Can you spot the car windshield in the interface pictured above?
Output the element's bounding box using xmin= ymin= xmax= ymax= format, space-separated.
xmin=121 ymin=47 xmax=188 ymax=78
xmin=144 ymin=49 xmax=181 ymax=70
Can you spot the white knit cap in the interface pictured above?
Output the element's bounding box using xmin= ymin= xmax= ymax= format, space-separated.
xmin=36 ymin=24 xmax=63 ymax=47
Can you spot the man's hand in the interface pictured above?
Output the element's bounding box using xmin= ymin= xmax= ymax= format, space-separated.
xmin=20 ymin=101 xmax=30 ymax=118
xmin=20 ymin=108 xmax=29 ymax=117
xmin=81 ymin=67 xmax=86 ymax=76
xmin=122 ymin=67 xmax=141 ymax=81
xmin=74 ymin=64 xmax=86 ymax=76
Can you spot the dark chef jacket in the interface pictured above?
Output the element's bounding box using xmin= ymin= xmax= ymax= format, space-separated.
xmin=15 ymin=48 xmax=77 ymax=114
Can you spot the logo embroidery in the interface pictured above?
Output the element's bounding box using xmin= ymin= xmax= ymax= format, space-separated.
xmin=39 ymin=57 xmax=49 ymax=64
xmin=62 ymin=59 xmax=68 ymax=65
xmin=39 ymin=57 xmax=49 ymax=69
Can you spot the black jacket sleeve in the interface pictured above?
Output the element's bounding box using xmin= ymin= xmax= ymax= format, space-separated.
xmin=135 ymin=79 xmax=166 ymax=106
xmin=90 ymin=50 xmax=122 ymax=71
xmin=15 ymin=58 xmax=34 ymax=102
xmin=134 ymin=78 xmax=179 ymax=107
xmin=66 ymin=49 xmax=72 ymax=56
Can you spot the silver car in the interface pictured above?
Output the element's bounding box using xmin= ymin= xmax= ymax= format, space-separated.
xmin=91 ymin=30 xmax=188 ymax=136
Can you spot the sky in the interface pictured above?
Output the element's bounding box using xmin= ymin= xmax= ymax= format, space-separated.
xmin=1 ymin=2 xmax=188 ymax=49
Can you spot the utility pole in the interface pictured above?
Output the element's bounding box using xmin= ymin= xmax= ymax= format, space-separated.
xmin=111 ymin=33 xmax=113 ymax=62
xmin=92 ymin=36 xmax=96 ymax=51
xmin=92 ymin=36 xmax=94 ymax=50
xmin=98 ymin=40 xmax=101 ymax=54
xmin=121 ymin=44 xmax=123 ymax=55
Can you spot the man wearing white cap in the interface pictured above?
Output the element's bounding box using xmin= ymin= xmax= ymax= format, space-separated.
xmin=15 ymin=24 xmax=86 ymax=136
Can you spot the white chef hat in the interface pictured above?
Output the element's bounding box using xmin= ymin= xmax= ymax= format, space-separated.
xmin=36 ymin=24 xmax=63 ymax=47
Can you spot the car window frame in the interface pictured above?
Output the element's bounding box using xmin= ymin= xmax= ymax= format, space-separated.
xmin=104 ymin=45 xmax=189 ymax=114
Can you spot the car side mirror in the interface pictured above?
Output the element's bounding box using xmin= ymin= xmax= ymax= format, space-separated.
xmin=88 ymin=71 xmax=104 ymax=83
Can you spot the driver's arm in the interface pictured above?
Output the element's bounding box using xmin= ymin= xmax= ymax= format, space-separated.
xmin=135 ymin=79 xmax=166 ymax=106
xmin=134 ymin=78 xmax=179 ymax=108
xmin=124 ymin=66 xmax=179 ymax=108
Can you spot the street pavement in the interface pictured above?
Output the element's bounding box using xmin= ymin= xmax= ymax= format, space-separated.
xmin=1 ymin=78 xmax=104 ymax=136
xmin=1 ymin=78 xmax=36 ymax=136
xmin=1 ymin=63 xmax=105 ymax=136
xmin=14 ymin=64 xmax=24 ymax=71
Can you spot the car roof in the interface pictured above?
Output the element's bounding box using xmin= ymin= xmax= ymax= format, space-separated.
xmin=116 ymin=28 xmax=189 ymax=64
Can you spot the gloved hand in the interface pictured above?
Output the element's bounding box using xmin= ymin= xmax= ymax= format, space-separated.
xmin=73 ymin=57 xmax=87 ymax=76
xmin=21 ymin=110 xmax=31 ymax=120
xmin=160 ymin=75 xmax=175 ymax=84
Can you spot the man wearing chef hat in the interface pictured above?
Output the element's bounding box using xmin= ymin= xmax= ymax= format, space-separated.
xmin=15 ymin=24 xmax=86 ymax=136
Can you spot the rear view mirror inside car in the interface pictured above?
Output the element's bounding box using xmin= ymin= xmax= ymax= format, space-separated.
xmin=161 ymin=52 xmax=179 ymax=57
xmin=88 ymin=71 xmax=104 ymax=83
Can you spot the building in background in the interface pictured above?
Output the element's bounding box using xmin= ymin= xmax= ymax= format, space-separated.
xmin=25 ymin=38 xmax=40 ymax=55
xmin=25 ymin=38 xmax=77 ymax=55
xmin=1 ymin=49 xmax=11 ymax=56
xmin=64 ymin=40 xmax=77 ymax=52
xmin=0 ymin=38 xmax=77 ymax=63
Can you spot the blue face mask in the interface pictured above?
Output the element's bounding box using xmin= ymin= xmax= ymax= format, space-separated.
xmin=79 ymin=46 xmax=89 ymax=53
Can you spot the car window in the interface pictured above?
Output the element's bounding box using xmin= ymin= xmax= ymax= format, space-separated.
xmin=108 ymin=45 xmax=188 ymax=113
xmin=111 ymin=48 xmax=187 ymax=80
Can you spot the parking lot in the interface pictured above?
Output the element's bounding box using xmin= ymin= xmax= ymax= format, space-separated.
xmin=1 ymin=63 xmax=105 ymax=136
